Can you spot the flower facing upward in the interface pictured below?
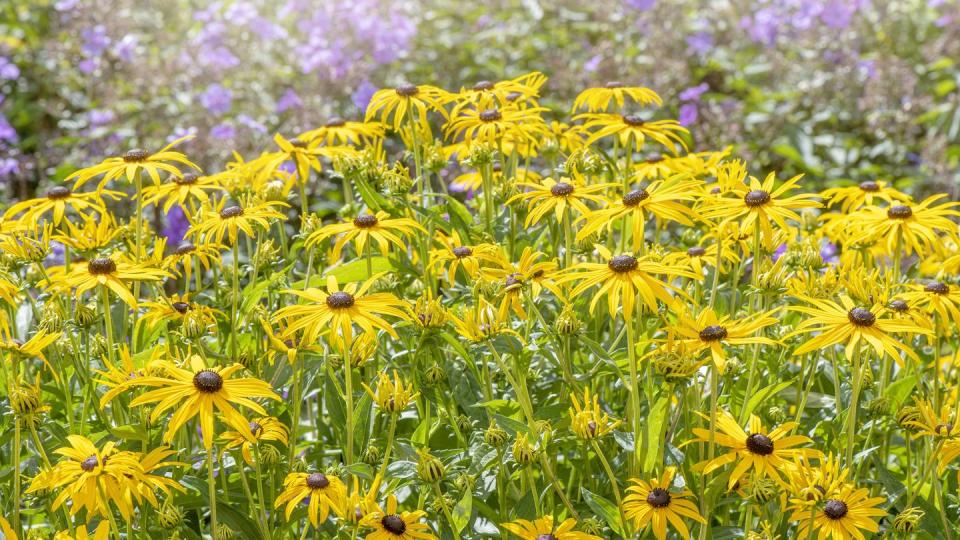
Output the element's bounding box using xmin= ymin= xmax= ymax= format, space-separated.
xmin=365 ymin=83 xmax=451 ymax=130
xmin=577 ymin=112 xmax=689 ymax=153
xmin=4 ymin=186 xmax=121 ymax=227
xmin=141 ymin=172 xmax=225 ymax=213
xmin=67 ymin=134 xmax=200 ymax=189
xmin=500 ymin=515 xmax=601 ymax=540
xmin=305 ymin=210 xmax=425 ymax=261
xmin=622 ymin=467 xmax=706 ymax=540
xmin=568 ymin=388 xmax=620 ymax=440
xmin=572 ymin=82 xmax=663 ymax=112
xmin=788 ymin=484 xmax=887 ymax=540
xmin=687 ymin=410 xmax=819 ymax=489
xmin=274 ymin=273 xmax=409 ymax=351
xmin=65 ymin=255 xmax=170 ymax=308
xmin=117 ymin=355 xmax=280 ymax=449
xmin=902 ymin=280 xmax=960 ymax=332
xmin=428 ymin=230 xmax=501 ymax=283
xmin=363 ymin=370 xmax=419 ymax=414
xmin=186 ymin=197 xmax=288 ymax=246
xmin=846 ymin=195 xmax=960 ymax=257
xmin=820 ymin=179 xmax=910 ymax=213
xmin=274 ymin=471 xmax=347 ymax=528
xmin=669 ymin=306 xmax=779 ymax=373
xmin=360 ymin=494 xmax=438 ymax=540
xmin=507 ymin=176 xmax=615 ymax=227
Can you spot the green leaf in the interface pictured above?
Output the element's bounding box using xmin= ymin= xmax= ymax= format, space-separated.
xmin=743 ymin=380 xmax=794 ymax=420
xmin=290 ymin=257 xmax=394 ymax=288
xmin=452 ymin=488 xmax=472 ymax=536
xmin=643 ymin=396 xmax=670 ymax=473
xmin=885 ymin=375 xmax=917 ymax=407
xmin=581 ymin=487 xmax=624 ymax=537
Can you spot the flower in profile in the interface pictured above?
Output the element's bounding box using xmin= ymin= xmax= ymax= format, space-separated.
xmin=365 ymin=83 xmax=451 ymax=130
xmin=903 ymin=399 xmax=959 ymax=439
xmin=119 ymin=354 xmax=280 ymax=448
xmin=556 ymin=245 xmax=696 ymax=324
xmin=300 ymin=118 xmax=386 ymax=148
xmin=444 ymin=100 xmax=548 ymax=147
xmin=65 ymin=255 xmax=170 ymax=308
xmin=161 ymin=240 xmax=223 ymax=285
xmin=305 ymin=210 xmax=425 ymax=261
xmin=622 ymin=467 xmax=705 ymax=540
xmin=482 ymin=246 xmax=561 ymax=320
xmin=783 ymin=454 xmax=850 ymax=509
xmin=453 ymin=72 xmax=546 ymax=108
xmin=787 ymin=295 xmax=931 ymax=362
xmin=701 ymin=170 xmax=821 ymax=248
xmin=788 ymin=484 xmax=887 ymax=540
xmin=343 ymin=475 xmax=383 ymax=525
xmin=572 ymin=82 xmax=663 ymax=112
xmin=186 ymin=197 xmax=287 ymax=245
xmin=568 ymin=388 xmax=620 ymax=440
xmin=668 ymin=305 xmax=779 ymax=373
xmin=96 ymin=345 xmax=165 ymax=406
xmin=53 ymin=522 xmax=112 ymax=540
xmin=141 ymin=172 xmax=225 ymax=213
xmin=664 ymin=241 xmax=740 ymax=276
xmin=359 ymin=494 xmax=438 ymax=539
xmin=846 ymin=195 xmax=960 ymax=257
xmin=577 ymin=112 xmax=688 ymax=153
xmin=221 ymin=416 xmax=289 ymax=465
xmin=67 ymin=135 xmax=199 ymax=189
xmin=0 ymin=327 xmax=60 ymax=373
xmin=4 ymin=186 xmax=121 ymax=227
xmin=450 ymin=297 xmax=522 ymax=343
xmin=902 ymin=280 xmax=960 ymax=332
xmin=51 ymin=214 xmax=123 ymax=254
xmin=363 ymin=371 xmax=419 ymax=414
xmin=687 ymin=410 xmax=819 ymax=489
xmin=820 ymin=180 xmax=910 ymax=213
xmin=507 ymin=175 xmax=615 ymax=227
xmin=274 ymin=273 xmax=410 ymax=351
xmin=139 ymin=293 xmax=223 ymax=332
xmin=500 ymin=515 xmax=601 ymax=540
xmin=428 ymin=230 xmax=501 ymax=283
xmin=274 ymin=471 xmax=347 ymax=528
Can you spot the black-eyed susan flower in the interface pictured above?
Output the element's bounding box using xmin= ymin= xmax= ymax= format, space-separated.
xmin=274 ymin=471 xmax=347 ymax=528
xmin=139 ymin=293 xmax=223 ymax=332
xmin=186 ymin=197 xmax=287 ymax=246
xmin=300 ymin=118 xmax=386 ymax=147
xmin=274 ymin=273 xmax=409 ymax=351
xmin=846 ymin=195 xmax=960 ymax=257
xmin=668 ymin=306 xmax=779 ymax=373
xmin=572 ymin=82 xmax=663 ymax=112
xmin=141 ymin=172 xmax=225 ymax=213
xmin=222 ymin=416 xmax=289 ymax=465
xmin=556 ymin=245 xmax=696 ymax=324
xmin=482 ymin=246 xmax=562 ymax=319
xmin=428 ymin=230 xmax=501 ymax=283
xmin=507 ymin=175 xmax=615 ymax=227
xmin=96 ymin=345 xmax=165 ymax=405
xmin=622 ymin=467 xmax=705 ymax=540
xmin=783 ymin=454 xmax=850 ymax=508
xmin=789 ymin=484 xmax=887 ymax=540
xmin=343 ymin=475 xmax=383 ymax=525
xmin=904 ymin=399 xmax=959 ymax=438
xmin=67 ymin=135 xmax=199 ymax=189
xmin=363 ymin=371 xmax=418 ymax=414
xmin=0 ymin=327 xmax=59 ymax=373
xmin=365 ymin=83 xmax=451 ymax=130
xmin=444 ymin=101 xmax=548 ymax=146
xmin=568 ymin=388 xmax=620 ymax=440
xmin=902 ymin=280 xmax=960 ymax=331
xmin=664 ymin=241 xmax=740 ymax=276
xmin=687 ymin=410 xmax=819 ymax=489
xmin=820 ymin=179 xmax=910 ymax=213
xmin=453 ymin=72 xmax=546 ymax=109
xmin=360 ymin=493 xmax=438 ymax=540
xmin=119 ymin=354 xmax=280 ymax=449
xmin=787 ymin=295 xmax=931 ymax=362
xmin=305 ymin=210 xmax=424 ymax=261
xmin=577 ymin=113 xmax=688 ymax=153
xmin=701 ymin=171 xmax=821 ymax=248
xmin=161 ymin=240 xmax=222 ymax=285
xmin=65 ymin=255 xmax=170 ymax=308
xmin=500 ymin=515 xmax=601 ymax=540
xmin=450 ymin=298 xmax=521 ymax=343
xmin=4 ymin=186 xmax=121 ymax=227
xmin=51 ymin=214 xmax=123 ymax=254
xmin=53 ymin=522 xmax=112 ymax=540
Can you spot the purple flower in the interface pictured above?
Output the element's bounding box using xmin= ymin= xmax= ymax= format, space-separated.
xmin=0 ymin=115 xmax=17 ymax=144
xmin=168 ymin=126 xmax=198 ymax=142
xmin=351 ymin=80 xmax=377 ymax=111
xmin=54 ymin=0 xmax=79 ymax=10
xmin=772 ymin=243 xmax=788 ymax=263
xmin=276 ymin=89 xmax=303 ymax=114
xmin=0 ymin=57 xmax=20 ymax=80
xmin=740 ymin=8 xmax=780 ymax=46
xmin=678 ymin=103 xmax=699 ymax=126
xmin=237 ymin=114 xmax=266 ymax=133
xmin=88 ymin=109 xmax=115 ymax=127
xmin=820 ymin=1 xmax=858 ymax=29
xmin=199 ymin=84 xmax=233 ymax=116
xmin=820 ymin=240 xmax=839 ymax=265
xmin=225 ymin=1 xmax=258 ymax=26
xmin=113 ymin=35 xmax=139 ymax=62
xmin=78 ymin=58 xmax=97 ymax=74
xmin=163 ymin=207 xmax=190 ymax=245
xmin=679 ymin=83 xmax=709 ymax=102
xmin=0 ymin=157 xmax=19 ymax=179
xmin=210 ymin=122 xmax=236 ymax=139
xmin=583 ymin=54 xmax=603 ymax=72
xmin=685 ymin=31 xmax=714 ymax=56
xmin=625 ymin=0 xmax=656 ymax=10
xmin=81 ymin=25 xmax=110 ymax=58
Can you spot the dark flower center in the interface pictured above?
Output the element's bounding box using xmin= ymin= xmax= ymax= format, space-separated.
xmin=192 ymin=370 xmax=224 ymax=393
xmin=623 ymin=189 xmax=650 ymax=206
xmin=395 ymin=84 xmax=419 ymax=97
xmin=174 ymin=242 xmax=196 ymax=255
xmin=550 ymin=182 xmax=574 ymax=197
xmin=687 ymin=246 xmax=707 ymax=257
xmin=935 ymin=423 xmax=954 ymax=436
xmin=326 ymin=291 xmax=356 ymax=309
xmin=46 ymin=186 xmax=72 ymax=200
xmin=123 ymin=149 xmax=150 ymax=163
xmin=505 ymin=91 xmax=523 ymax=102
xmin=381 ymin=515 xmax=407 ymax=535
xmin=847 ymin=307 xmax=876 ymax=327
xmin=823 ymin=499 xmax=848 ymax=520
xmin=175 ymin=173 xmax=199 ymax=185
xmin=888 ymin=299 xmax=909 ymax=312
xmin=306 ymin=472 xmax=330 ymax=489
xmin=622 ymin=114 xmax=645 ymax=126
xmin=452 ymin=246 xmax=473 ymax=258
xmin=220 ymin=206 xmax=244 ymax=219
xmin=699 ymin=325 xmax=728 ymax=342
xmin=744 ymin=190 xmax=771 ymax=207
xmin=353 ymin=214 xmax=379 ymax=228
xmin=473 ymin=80 xmax=495 ymax=91
xmin=325 ymin=117 xmax=346 ymax=127
xmin=80 ymin=455 xmax=100 ymax=472
xmin=171 ymin=302 xmax=191 ymax=314
xmin=605 ymin=81 xmax=625 ymax=88
xmin=887 ymin=205 xmax=913 ymax=219
xmin=504 ymin=273 xmax=523 ymax=288
xmin=608 ymin=255 xmax=638 ymax=273
xmin=646 ymin=488 xmax=672 ymax=508
xmin=536 ymin=535 xmax=558 ymax=540
xmin=479 ymin=109 xmax=502 ymax=122
xmin=858 ymin=181 xmax=879 ymax=192
xmin=88 ymin=257 xmax=117 ymax=275
xmin=587 ymin=421 xmax=598 ymax=435
xmin=709 ymin=186 xmax=721 ymax=195
xmin=646 ymin=154 xmax=664 ymax=163
xmin=249 ymin=421 xmax=263 ymax=437
xmin=492 ymin=163 xmax=503 ymax=173
xmin=924 ymin=282 xmax=950 ymax=295
xmin=289 ymin=138 xmax=308 ymax=149
xmin=745 ymin=433 xmax=774 ymax=456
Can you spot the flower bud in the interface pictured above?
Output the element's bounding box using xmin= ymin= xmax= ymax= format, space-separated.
xmin=158 ymin=501 xmax=184 ymax=529
xmin=893 ymin=507 xmax=923 ymax=534
xmin=74 ymin=303 xmax=98 ymax=328
xmin=424 ymin=363 xmax=445 ymax=386
xmin=9 ymin=383 xmax=41 ymax=415
xmin=416 ymin=448 xmax=445 ymax=483
xmin=512 ymin=435 xmax=536 ymax=466
xmin=484 ymin=425 xmax=508 ymax=447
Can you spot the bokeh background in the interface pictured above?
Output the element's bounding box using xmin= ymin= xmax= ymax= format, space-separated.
xmin=2 ymin=0 xmax=959 ymax=201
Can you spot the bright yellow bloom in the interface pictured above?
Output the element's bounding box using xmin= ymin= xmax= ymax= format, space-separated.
xmin=67 ymin=135 xmax=199 ymax=189
xmin=507 ymin=176 xmax=615 ymax=227
xmin=845 ymin=194 xmax=960 ymax=257
xmin=141 ymin=171 xmax=225 ymax=213
xmin=186 ymin=197 xmax=287 ymax=246
xmin=305 ymin=210 xmax=425 ymax=261
xmin=568 ymin=388 xmax=620 ymax=440
xmin=572 ymin=82 xmax=662 ymax=112
xmin=444 ymin=101 xmax=548 ymax=147
xmin=428 ymin=230 xmax=501 ymax=283
xmin=299 ymin=118 xmax=386 ymax=147
xmin=788 ymin=484 xmax=887 ymax=540
xmin=360 ymin=494 xmax=437 ymax=540
xmin=668 ymin=306 xmax=778 ymax=373
xmin=577 ymin=113 xmax=688 ymax=153
xmin=902 ymin=280 xmax=960 ymax=332
xmin=221 ymin=416 xmax=289 ymax=465
xmin=820 ymin=179 xmax=910 ymax=213
xmin=623 ymin=467 xmax=705 ymax=540
xmin=274 ymin=471 xmax=347 ymax=528
xmin=4 ymin=186 xmax=121 ymax=227
xmin=501 ymin=515 xmax=601 ymax=540
xmin=65 ymin=255 xmax=170 ymax=308
xmin=365 ymin=83 xmax=451 ymax=130
xmin=363 ymin=370 xmax=419 ymax=414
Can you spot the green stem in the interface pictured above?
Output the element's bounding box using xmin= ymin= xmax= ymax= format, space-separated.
xmin=207 ymin=445 xmax=219 ymax=536
xmin=231 ymin=241 xmax=240 ymax=362
xmin=377 ymin=413 xmax=398 ymax=481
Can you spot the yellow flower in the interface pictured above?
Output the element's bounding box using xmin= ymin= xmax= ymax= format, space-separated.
xmin=221 ymin=416 xmax=289 ymax=465
xmin=53 ymin=522 xmax=111 ymax=540
xmin=365 ymin=83 xmax=452 ymax=130
xmin=305 ymin=210 xmax=425 ymax=261
xmin=577 ymin=112 xmax=688 ymax=153
xmin=501 ymin=515 xmax=601 ymax=540
xmin=65 ymin=255 xmax=170 ymax=308
xmin=820 ymin=179 xmax=910 ymax=213
xmin=450 ymin=297 xmax=522 ymax=343
xmin=662 ymin=241 xmax=740 ymax=277
xmin=186 ymin=197 xmax=287 ymax=246
xmin=299 ymin=118 xmax=386 ymax=147
xmin=428 ymin=230 xmax=501 ymax=283
xmin=845 ymin=194 xmax=960 ymax=257
xmin=904 ymin=399 xmax=959 ymax=438
xmin=444 ymin=101 xmax=548 ymax=147
xmin=568 ymin=388 xmax=620 ymax=440
xmin=453 ymin=72 xmax=547 ymax=109
xmin=363 ymin=371 xmax=419 ymax=414
xmin=622 ymin=467 xmax=705 ymax=540
xmin=139 ymin=293 xmax=223 ymax=332
xmin=507 ymin=175 xmax=615 ymax=227
xmin=141 ymin=171 xmax=225 ymax=213
xmin=572 ymin=82 xmax=663 ymax=112
xmin=343 ymin=475 xmax=383 ymax=524
xmin=360 ymin=494 xmax=438 ymax=540
xmin=668 ymin=305 xmax=778 ymax=373
xmin=67 ymin=134 xmax=200 ymax=189
xmin=119 ymin=354 xmax=280 ymax=449
xmin=788 ymin=484 xmax=887 ymax=540
xmin=51 ymin=214 xmax=124 ymax=253
xmin=0 ymin=326 xmax=59 ymax=373
xmin=901 ymin=280 xmax=960 ymax=332
xmin=161 ymin=239 xmax=223 ymax=285
xmin=274 ymin=471 xmax=347 ymax=528
xmin=4 ymin=186 xmax=121 ymax=227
